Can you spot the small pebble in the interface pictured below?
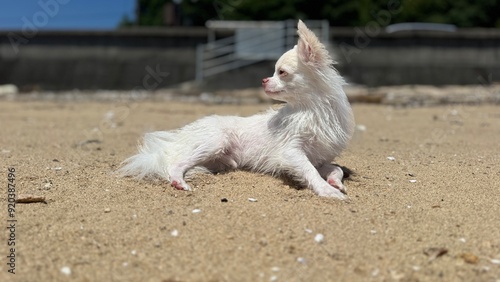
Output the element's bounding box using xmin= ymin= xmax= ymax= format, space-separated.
xmin=271 ymin=266 xmax=280 ymax=272
xmin=248 ymin=198 xmax=258 ymax=202
xmin=314 ymin=233 xmax=324 ymax=243
xmin=60 ymin=266 xmax=71 ymax=275
xmin=53 ymin=167 xmax=62 ymax=171
xmin=409 ymin=179 xmax=417 ymax=183
xmin=270 ymin=275 xmax=278 ymax=282
xmin=304 ymin=228 xmax=313 ymax=234
xmin=460 ymin=253 xmax=479 ymax=264
xmin=490 ymin=259 xmax=500 ymax=265
xmin=131 ymin=250 xmax=137 ymax=256
xmin=192 ymin=209 xmax=201 ymax=213
xmin=356 ymin=124 xmax=367 ymax=131
xmin=297 ymin=257 xmax=306 ymax=264
xmin=221 ymin=198 xmax=228 ymax=202
xmin=390 ymin=270 xmax=405 ymax=280
xmin=424 ymin=247 xmax=448 ymax=261
xmin=370 ymin=230 xmax=377 ymax=234
xmin=104 ymin=208 xmax=111 ymax=213
xmin=387 ymin=156 xmax=396 ymax=161
xmin=171 ymin=229 xmax=179 ymax=237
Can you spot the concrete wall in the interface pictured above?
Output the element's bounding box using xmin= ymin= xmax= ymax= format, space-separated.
xmin=331 ymin=28 xmax=500 ymax=86
xmin=0 ymin=28 xmax=207 ymax=91
xmin=1 ymin=27 xmax=499 ymax=90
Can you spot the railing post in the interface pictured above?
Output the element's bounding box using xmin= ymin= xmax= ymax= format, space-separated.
xmin=321 ymin=20 xmax=330 ymax=47
xmin=195 ymin=44 xmax=204 ymax=82
xmin=285 ymin=19 xmax=295 ymax=50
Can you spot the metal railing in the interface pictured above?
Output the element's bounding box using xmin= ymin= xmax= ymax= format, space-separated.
xmin=196 ymin=20 xmax=329 ymax=82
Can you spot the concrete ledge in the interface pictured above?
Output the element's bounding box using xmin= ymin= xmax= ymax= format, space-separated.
xmin=3 ymin=84 xmax=499 ymax=108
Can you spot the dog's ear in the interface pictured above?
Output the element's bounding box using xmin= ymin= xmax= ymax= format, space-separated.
xmin=297 ymin=20 xmax=331 ymax=67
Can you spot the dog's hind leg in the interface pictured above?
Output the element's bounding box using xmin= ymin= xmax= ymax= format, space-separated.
xmin=168 ymin=149 xmax=214 ymax=191
xmin=168 ymin=160 xmax=195 ymax=191
xmin=168 ymin=137 xmax=236 ymax=191
xmin=317 ymin=163 xmax=346 ymax=194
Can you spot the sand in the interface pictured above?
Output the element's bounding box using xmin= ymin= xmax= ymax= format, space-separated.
xmin=1 ymin=98 xmax=499 ymax=281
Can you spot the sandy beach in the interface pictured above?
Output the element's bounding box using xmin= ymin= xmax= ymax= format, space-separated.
xmin=1 ymin=96 xmax=499 ymax=281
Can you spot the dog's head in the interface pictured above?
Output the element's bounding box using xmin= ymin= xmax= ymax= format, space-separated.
xmin=262 ymin=20 xmax=334 ymax=103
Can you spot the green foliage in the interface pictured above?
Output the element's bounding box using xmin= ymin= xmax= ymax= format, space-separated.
xmin=138 ymin=0 xmax=170 ymax=26
xmin=119 ymin=15 xmax=135 ymax=27
xmin=133 ymin=0 xmax=500 ymax=28
xmin=390 ymin=0 xmax=500 ymax=28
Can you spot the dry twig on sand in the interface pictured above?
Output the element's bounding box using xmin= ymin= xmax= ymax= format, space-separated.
xmin=16 ymin=194 xmax=46 ymax=204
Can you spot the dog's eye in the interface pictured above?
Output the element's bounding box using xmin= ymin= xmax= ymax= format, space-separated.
xmin=278 ymin=69 xmax=288 ymax=77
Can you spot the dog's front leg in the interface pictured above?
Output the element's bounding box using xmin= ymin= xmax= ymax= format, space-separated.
xmin=317 ymin=163 xmax=347 ymax=194
xmin=282 ymin=150 xmax=346 ymax=199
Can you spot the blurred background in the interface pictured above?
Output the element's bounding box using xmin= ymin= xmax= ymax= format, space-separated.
xmin=0 ymin=0 xmax=499 ymax=92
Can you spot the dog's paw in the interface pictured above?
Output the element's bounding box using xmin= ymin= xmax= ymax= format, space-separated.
xmin=170 ymin=180 xmax=192 ymax=191
xmin=327 ymin=177 xmax=347 ymax=194
xmin=317 ymin=186 xmax=347 ymax=200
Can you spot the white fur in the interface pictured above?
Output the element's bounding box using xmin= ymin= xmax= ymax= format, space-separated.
xmin=119 ymin=20 xmax=355 ymax=199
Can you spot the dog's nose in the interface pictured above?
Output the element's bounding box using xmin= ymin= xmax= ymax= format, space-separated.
xmin=262 ymin=78 xmax=269 ymax=84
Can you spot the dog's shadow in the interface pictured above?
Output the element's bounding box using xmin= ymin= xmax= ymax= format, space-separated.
xmin=208 ymin=164 xmax=356 ymax=193
xmin=280 ymin=165 xmax=355 ymax=190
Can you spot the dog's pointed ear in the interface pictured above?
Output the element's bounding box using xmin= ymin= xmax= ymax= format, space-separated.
xmin=297 ymin=20 xmax=331 ymax=67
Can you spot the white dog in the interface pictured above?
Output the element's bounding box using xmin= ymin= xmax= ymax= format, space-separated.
xmin=119 ymin=20 xmax=355 ymax=199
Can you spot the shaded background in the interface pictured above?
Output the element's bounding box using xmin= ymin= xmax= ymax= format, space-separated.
xmin=0 ymin=0 xmax=499 ymax=91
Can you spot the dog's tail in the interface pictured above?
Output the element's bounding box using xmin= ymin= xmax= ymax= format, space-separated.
xmin=117 ymin=131 xmax=175 ymax=180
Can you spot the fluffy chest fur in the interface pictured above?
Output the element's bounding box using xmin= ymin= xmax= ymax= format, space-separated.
xmin=268 ymin=105 xmax=350 ymax=165
xmin=233 ymin=101 xmax=352 ymax=172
